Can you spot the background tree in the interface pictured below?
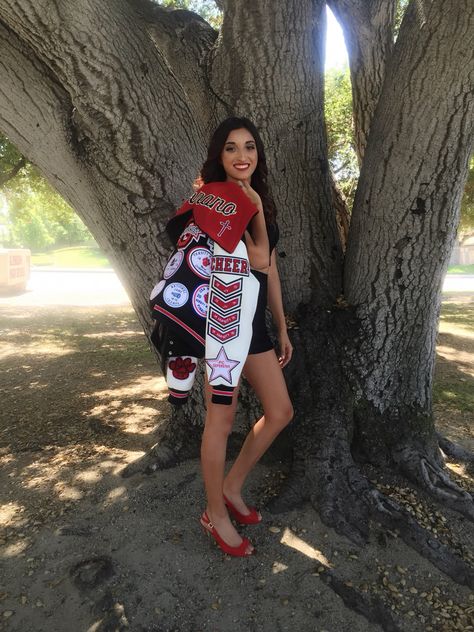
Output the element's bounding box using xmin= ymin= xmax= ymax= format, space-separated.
xmin=0 ymin=134 xmax=27 ymax=187
xmin=459 ymin=154 xmax=474 ymax=238
xmin=0 ymin=132 xmax=92 ymax=249
xmin=0 ymin=0 xmax=473 ymax=600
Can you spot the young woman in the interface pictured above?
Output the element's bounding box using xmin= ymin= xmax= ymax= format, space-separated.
xmin=198 ymin=117 xmax=294 ymax=557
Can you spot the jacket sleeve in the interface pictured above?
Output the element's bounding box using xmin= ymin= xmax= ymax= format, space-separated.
xmin=205 ymin=239 xmax=259 ymax=405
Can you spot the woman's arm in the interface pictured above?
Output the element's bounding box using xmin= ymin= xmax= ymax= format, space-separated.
xmin=267 ymin=250 xmax=293 ymax=367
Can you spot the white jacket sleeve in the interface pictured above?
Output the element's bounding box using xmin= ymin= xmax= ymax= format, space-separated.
xmin=205 ymin=239 xmax=259 ymax=405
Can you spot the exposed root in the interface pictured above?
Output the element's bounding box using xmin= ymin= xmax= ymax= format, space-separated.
xmin=121 ymin=441 xmax=181 ymax=478
xmin=121 ymin=406 xmax=202 ymax=477
xmin=267 ymin=451 xmax=372 ymax=546
xmin=363 ymin=486 xmax=474 ymax=589
xmin=392 ymin=444 xmax=474 ymax=520
xmin=314 ymin=463 xmax=371 ymax=546
xmin=318 ymin=568 xmax=404 ymax=632
xmin=320 ymin=462 xmax=474 ymax=587
xmin=319 ymin=463 xmax=474 ymax=587
xmin=268 ymin=449 xmax=474 ymax=587
xmin=437 ymin=432 xmax=474 ymax=475
xmin=265 ymin=456 xmax=307 ymax=513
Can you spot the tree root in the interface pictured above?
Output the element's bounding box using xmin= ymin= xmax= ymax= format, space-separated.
xmin=437 ymin=432 xmax=474 ymax=475
xmin=364 ymin=485 xmax=474 ymax=588
xmin=265 ymin=455 xmax=308 ymax=514
xmin=317 ymin=568 xmax=404 ymax=632
xmin=121 ymin=440 xmax=181 ymax=478
xmin=266 ymin=452 xmax=474 ymax=587
xmin=392 ymin=444 xmax=474 ymax=520
xmin=314 ymin=463 xmax=372 ymax=546
xmin=120 ymin=404 xmax=203 ymax=477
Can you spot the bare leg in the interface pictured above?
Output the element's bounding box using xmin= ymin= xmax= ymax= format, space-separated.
xmin=200 ymin=374 xmax=254 ymax=553
xmin=223 ymin=350 xmax=293 ymax=515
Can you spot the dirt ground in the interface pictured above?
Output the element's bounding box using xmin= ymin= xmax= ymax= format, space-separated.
xmin=0 ymin=295 xmax=473 ymax=632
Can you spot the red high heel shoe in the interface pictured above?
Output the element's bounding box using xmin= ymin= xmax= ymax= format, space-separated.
xmin=200 ymin=511 xmax=255 ymax=557
xmin=223 ymin=494 xmax=262 ymax=525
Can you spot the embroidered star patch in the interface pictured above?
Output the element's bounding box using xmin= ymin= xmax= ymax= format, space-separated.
xmin=206 ymin=346 xmax=240 ymax=384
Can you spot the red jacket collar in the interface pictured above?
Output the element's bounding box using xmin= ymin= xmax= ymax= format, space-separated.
xmin=174 ymin=181 xmax=259 ymax=252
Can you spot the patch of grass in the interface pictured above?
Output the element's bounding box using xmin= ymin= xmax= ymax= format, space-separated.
xmin=439 ymin=301 xmax=474 ymax=332
xmin=31 ymin=246 xmax=111 ymax=268
xmin=446 ymin=264 xmax=474 ymax=274
xmin=32 ymin=252 xmax=55 ymax=266
xmin=433 ymin=380 xmax=474 ymax=412
xmin=435 ymin=298 xmax=474 ymax=415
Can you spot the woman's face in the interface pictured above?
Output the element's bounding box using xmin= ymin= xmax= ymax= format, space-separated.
xmin=220 ymin=128 xmax=258 ymax=183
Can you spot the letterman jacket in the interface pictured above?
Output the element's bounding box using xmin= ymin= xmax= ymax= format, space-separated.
xmin=150 ymin=181 xmax=260 ymax=406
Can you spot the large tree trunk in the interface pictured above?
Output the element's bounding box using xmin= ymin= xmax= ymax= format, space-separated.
xmin=0 ymin=0 xmax=212 ymax=334
xmin=210 ymin=0 xmax=344 ymax=311
xmin=1 ymin=0 xmax=473 ymax=603
xmin=268 ymin=0 xmax=474 ymax=575
xmin=344 ymin=0 xmax=474 ymax=515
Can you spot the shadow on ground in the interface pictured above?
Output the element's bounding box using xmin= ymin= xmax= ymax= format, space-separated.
xmin=0 ymin=301 xmax=473 ymax=632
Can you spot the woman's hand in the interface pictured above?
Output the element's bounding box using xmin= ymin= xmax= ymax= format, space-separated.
xmin=277 ymin=329 xmax=293 ymax=368
xmin=238 ymin=180 xmax=263 ymax=210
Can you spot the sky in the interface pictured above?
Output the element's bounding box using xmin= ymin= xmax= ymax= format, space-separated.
xmin=325 ymin=5 xmax=349 ymax=69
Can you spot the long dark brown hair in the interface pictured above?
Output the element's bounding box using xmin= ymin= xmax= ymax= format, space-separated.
xmin=195 ymin=117 xmax=277 ymax=224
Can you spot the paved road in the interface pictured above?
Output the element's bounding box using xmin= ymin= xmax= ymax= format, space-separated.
xmin=443 ymin=274 xmax=474 ymax=294
xmin=0 ymin=268 xmax=130 ymax=306
xmin=0 ymin=269 xmax=473 ymax=308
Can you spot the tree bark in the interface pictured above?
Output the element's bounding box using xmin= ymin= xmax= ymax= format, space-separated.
xmin=327 ymin=0 xmax=398 ymax=163
xmin=209 ymin=0 xmax=344 ymax=312
xmin=0 ymin=0 xmax=213 ymax=339
xmin=344 ymin=0 xmax=474 ymax=515
xmin=130 ymin=0 xmax=218 ymax=133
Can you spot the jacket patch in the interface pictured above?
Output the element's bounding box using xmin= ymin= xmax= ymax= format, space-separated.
xmin=163 ymin=250 xmax=184 ymax=279
xmin=150 ymin=279 xmax=165 ymax=300
xmin=207 ymin=323 xmax=240 ymax=343
xmin=207 ymin=276 xmax=243 ymax=343
xmin=211 ymin=277 xmax=242 ymax=296
xmin=177 ymin=223 xmax=206 ymax=249
xmin=206 ymin=346 xmax=240 ymax=383
xmin=187 ymin=247 xmax=212 ymax=279
xmin=210 ymin=294 xmax=241 ymax=312
xmin=168 ymin=356 xmax=196 ymax=380
xmin=211 ymin=255 xmax=249 ymax=276
xmin=163 ymin=282 xmax=189 ymax=308
xmin=192 ymin=284 xmax=209 ymax=318
xmin=209 ymin=309 xmax=238 ymax=328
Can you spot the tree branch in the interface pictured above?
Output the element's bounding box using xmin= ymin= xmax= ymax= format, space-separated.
xmin=0 ymin=19 xmax=90 ymax=212
xmin=343 ymin=0 xmax=474 ymax=435
xmin=0 ymin=0 xmax=207 ymax=202
xmin=0 ymin=156 xmax=27 ymax=187
xmin=128 ymin=0 xmax=217 ymax=130
xmin=326 ymin=0 xmax=398 ymax=163
xmin=0 ymin=0 xmax=216 ymax=352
